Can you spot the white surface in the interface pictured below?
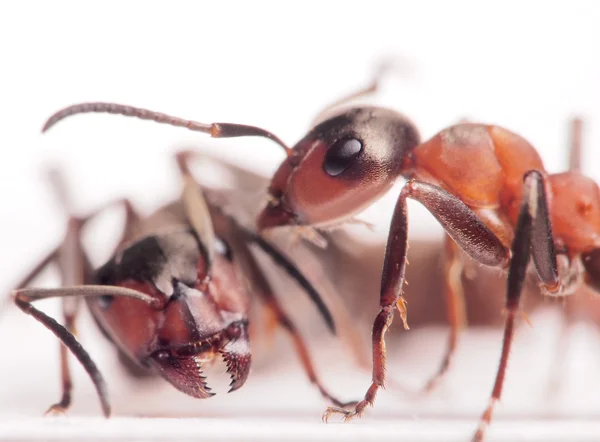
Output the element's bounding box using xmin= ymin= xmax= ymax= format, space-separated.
xmin=3 ymin=417 xmax=600 ymax=442
xmin=2 ymin=1 xmax=600 ymax=441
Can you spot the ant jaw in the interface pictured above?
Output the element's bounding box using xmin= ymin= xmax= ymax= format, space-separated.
xmin=257 ymin=202 xmax=298 ymax=231
xmin=220 ymin=337 xmax=252 ymax=393
xmin=148 ymin=352 xmax=215 ymax=399
xmin=148 ymin=321 xmax=251 ymax=398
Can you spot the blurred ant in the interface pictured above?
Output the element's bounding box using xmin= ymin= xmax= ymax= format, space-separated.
xmin=42 ymin=67 xmax=599 ymax=440
xmin=5 ymin=153 xmax=355 ymax=416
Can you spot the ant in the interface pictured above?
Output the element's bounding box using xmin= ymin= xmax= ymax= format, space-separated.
xmin=41 ymin=68 xmax=600 ymax=441
xmin=6 ymin=152 xmax=356 ymax=416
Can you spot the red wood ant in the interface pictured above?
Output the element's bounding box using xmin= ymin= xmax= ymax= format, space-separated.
xmin=7 ymin=153 xmax=354 ymax=416
xmin=41 ymin=70 xmax=600 ymax=440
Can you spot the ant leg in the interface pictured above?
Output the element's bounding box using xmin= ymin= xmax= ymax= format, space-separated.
xmin=45 ymin=171 xmax=141 ymax=414
xmin=311 ymin=58 xmax=410 ymax=125
xmin=46 ymin=216 xmax=87 ymax=415
xmin=546 ymin=307 xmax=571 ymax=398
xmin=46 ymin=294 xmax=81 ymax=415
xmin=325 ymin=175 xmax=559 ymax=422
xmin=243 ymin=228 xmax=336 ymax=334
xmin=568 ymin=117 xmax=583 ymax=172
xmin=14 ymin=290 xmax=109 ymax=417
xmin=472 ymin=170 xmax=556 ymax=442
xmin=230 ymin=223 xmax=355 ymax=409
xmin=13 ymin=284 xmax=161 ymax=417
xmin=175 ymin=151 xmax=217 ymax=267
xmin=421 ymin=236 xmax=467 ymax=393
xmin=324 ymin=180 xmax=509 ymax=421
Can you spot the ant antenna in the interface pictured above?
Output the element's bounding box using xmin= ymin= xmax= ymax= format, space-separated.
xmin=42 ymin=102 xmax=292 ymax=156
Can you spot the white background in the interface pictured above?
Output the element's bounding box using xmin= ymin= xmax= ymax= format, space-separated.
xmin=1 ymin=1 xmax=600 ymax=441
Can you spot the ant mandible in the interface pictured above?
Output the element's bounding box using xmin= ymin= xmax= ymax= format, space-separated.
xmin=42 ymin=67 xmax=600 ymax=441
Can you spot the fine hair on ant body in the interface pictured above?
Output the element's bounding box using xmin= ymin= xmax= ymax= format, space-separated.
xmin=41 ymin=66 xmax=599 ymax=441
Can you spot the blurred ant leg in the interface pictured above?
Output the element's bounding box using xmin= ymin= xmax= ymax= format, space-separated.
xmin=312 ymin=58 xmax=410 ymax=125
xmin=546 ymin=307 xmax=571 ymax=398
xmin=46 ymin=170 xmax=142 ymax=413
xmin=13 ymin=284 xmax=160 ymax=418
xmin=421 ymin=235 xmax=467 ymax=393
xmin=47 ymin=292 xmax=81 ymax=415
xmin=42 ymin=104 xmax=292 ymax=156
xmin=175 ymin=151 xmax=217 ymax=267
xmin=324 ymin=180 xmax=510 ymax=421
xmin=47 ymin=213 xmax=91 ymax=415
xmin=238 ymin=225 xmax=336 ymax=334
xmin=88 ymin=198 xmax=141 ymax=249
xmin=568 ymin=117 xmax=583 ymax=172
xmin=473 ymin=170 xmax=558 ymax=442
xmin=543 ymin=118 xmax=584 ymax=395
xmin=231 ymin=225 xmax=356 ymax=409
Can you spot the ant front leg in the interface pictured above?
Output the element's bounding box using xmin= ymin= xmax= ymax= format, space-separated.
xmin=324 ymin=180 xmax=510 ymax=421
xmin=473 ymin=170 xmax=559 ymax=442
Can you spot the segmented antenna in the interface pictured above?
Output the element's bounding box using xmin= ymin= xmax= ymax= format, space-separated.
xmin=42 ymin=102 xmax=292 ymax=156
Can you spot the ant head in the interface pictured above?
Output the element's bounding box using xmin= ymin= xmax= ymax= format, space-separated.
xmin=258 ymin=106 xmax=420 ymax=230
xmin=93 ymin=230 xmax=251 ymax=399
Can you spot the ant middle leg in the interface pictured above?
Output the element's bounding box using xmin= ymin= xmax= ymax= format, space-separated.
xmin=421 ymin=235 xmax=467 ymax=393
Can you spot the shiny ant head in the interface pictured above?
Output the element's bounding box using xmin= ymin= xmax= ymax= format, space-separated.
xmin=93 ymin=231 xmax=251 ymax=399
xmin=257 ymin=107 xmax=420 ymax=230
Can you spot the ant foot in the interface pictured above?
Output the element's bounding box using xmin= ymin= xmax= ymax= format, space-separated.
xmin=322 ymin=400 xmax=367 ymax=423
xmin=45 ymin=403 xmax=69 ymax=416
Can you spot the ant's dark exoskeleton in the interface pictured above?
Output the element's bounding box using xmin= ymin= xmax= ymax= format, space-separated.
xmin=5 ymin=152 xmax=356 ymax=417
xmin=41 ymin=67 xmax=600 ymax=441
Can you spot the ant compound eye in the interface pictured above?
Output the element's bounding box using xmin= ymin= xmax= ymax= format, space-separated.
xmin=323 ymin=137 xmax=363 ymax=177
